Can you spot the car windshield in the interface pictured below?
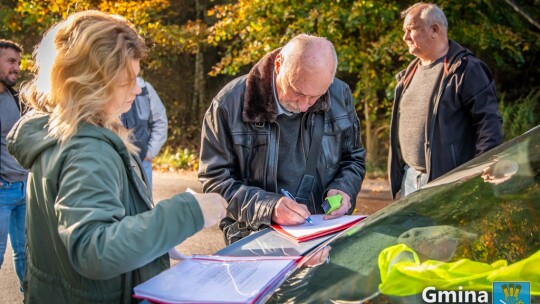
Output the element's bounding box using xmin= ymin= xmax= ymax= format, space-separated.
xmin=267 ymin=126 xmax=540 ymax=303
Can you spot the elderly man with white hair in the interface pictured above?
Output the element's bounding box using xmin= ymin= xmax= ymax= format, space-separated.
xmin=199 ymin=34 xmax=366 ymax=245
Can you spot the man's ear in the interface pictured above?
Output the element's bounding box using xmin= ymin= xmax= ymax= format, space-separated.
xmin=431 ymin=23 xmax=441 ymax=38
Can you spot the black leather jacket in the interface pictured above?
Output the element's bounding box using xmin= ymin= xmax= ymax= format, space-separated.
xmin=199 ymin=49 xmax=366 ymax=244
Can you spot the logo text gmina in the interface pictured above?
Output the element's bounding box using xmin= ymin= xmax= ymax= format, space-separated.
xmin=422 ymin=286 xmax=488 ymax=303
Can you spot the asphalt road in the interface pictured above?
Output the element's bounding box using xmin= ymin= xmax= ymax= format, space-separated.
xmin=0 ymin=171 xmax=391 ymax=303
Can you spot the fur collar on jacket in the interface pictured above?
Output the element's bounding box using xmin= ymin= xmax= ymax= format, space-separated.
xmin=242 ymin=48 xmax=331 ymax=123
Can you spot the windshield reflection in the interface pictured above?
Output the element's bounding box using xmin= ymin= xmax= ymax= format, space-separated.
xmin=268 ymin=127 xmax=540 ymax=303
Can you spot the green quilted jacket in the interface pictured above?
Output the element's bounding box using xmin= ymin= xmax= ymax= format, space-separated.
xmin=8 ymin=113 xmax=204 ymax=303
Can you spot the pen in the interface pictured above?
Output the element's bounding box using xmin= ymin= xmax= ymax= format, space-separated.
xmin=280 ymin=188 xmax=314 ymax=225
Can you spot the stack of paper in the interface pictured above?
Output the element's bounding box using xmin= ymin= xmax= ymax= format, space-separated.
xmin=271 ymin=214 xmax=366 ymax=242
xmin=133 ymin=255 xmax=301 ymax=303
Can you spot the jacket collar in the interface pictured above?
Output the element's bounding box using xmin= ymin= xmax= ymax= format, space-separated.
xmin=398 ymin=40 xmax=471 ymax=88
xmin=242 ymin=48 xmax=331 ymax=123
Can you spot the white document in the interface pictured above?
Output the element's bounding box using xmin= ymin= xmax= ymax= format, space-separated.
xmin=277 ymin=214 xmax=366 ymax=239
xmin=133 ymin=255 xmax=300 ymax=303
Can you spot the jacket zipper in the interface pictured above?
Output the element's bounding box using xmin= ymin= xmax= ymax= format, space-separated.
xmin=273 ymin=121 xmax=280 ymax=193
xmin=300 ymin=112 xmax=318 ymax=212
xmin=426 ymin=57 xmax=462 ymax=179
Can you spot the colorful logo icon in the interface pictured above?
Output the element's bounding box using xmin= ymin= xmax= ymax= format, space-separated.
xmin=493 ymin=282 xmax=530 ymax=304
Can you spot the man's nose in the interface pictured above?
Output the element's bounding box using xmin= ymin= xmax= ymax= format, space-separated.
xmin=297 ymin=96 xmax=316 ymax=112
xmin=403 ymin=31 xmax=410 ymax=41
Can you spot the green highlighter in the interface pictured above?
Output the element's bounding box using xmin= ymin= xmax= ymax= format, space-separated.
xmin=322 ymin=194 xmax=342 ymax=215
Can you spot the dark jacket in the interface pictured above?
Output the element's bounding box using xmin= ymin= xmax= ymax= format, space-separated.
xmin=8 ymin=85 xmax=22 ymax=111
xmin=0 ymin=86 xmax=26 ymax=180
xmin=388 ymin=40 xmax=503 ymax=198
xmin=7 ymin=112 xmax=204 ymax=303
xmin=199 ymin=49 xmax=366 ymax=244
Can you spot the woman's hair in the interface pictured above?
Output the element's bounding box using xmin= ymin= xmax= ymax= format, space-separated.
xmin=22 ymin=10 xmax=147 ymax=152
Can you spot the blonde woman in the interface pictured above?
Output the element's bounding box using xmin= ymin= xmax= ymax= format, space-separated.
xmin=7 ymin=10 xmax=226 ymax=303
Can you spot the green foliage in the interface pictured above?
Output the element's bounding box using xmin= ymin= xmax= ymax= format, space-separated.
xmin=153 ymin=147 xmax=199 ymax=171
xmin=10 ymin=0 xmax=191 ymax=56
xmin=365 ymin=162 xmax=387 ymax=179
xmin=443 ymin=0 xmax=540 ymax=100
xmin=500 ymin=87 xmax=540 ymax=140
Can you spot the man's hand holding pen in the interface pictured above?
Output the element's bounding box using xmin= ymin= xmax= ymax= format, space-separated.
xmin=271 ymin=190 xmax=313 ymax=226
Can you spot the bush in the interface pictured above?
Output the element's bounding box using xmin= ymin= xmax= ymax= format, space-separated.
xmin=153 ymin=147 xmax=199 ymax=172
xmin=500 ymin=88 xmax=540 ymax=140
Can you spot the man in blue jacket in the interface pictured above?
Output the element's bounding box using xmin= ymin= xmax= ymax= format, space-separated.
xmin=199 ymin=34 xmax=366 ymax=244
xmin=121 ymin=76 xmax=167 ymax=189
xmin=388 ymin=3 xmax=503 ymax=198
xmin=0 ymin=39 xmax=27 ymax=292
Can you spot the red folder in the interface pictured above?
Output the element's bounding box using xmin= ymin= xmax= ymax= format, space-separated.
xmin=271 ymin=215 xmax=366 ymax=242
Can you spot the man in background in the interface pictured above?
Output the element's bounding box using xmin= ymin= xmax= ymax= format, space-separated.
xmin=388 ymin=3 xmax=503 ymax=198
xmin=0 ymin=39 xmax=27 ymax=292
xmin=121 ymin=76 xmax=168 ymax=189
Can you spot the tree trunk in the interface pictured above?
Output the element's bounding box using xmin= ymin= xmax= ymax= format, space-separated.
xmin=363 ymin=99 xmax=377 ymax=167
xmin=193 ymin=46 xmax=205 ymax=119
xmin=192 ymin=0 xmax=206 ymax=120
